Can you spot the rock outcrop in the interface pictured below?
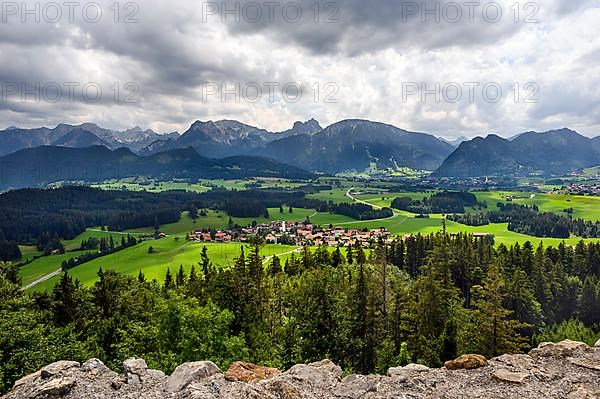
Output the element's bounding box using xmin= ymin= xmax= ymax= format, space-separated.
xmin=4 ymin=340 xmax=600 ymax=399
xmin=444 ymin=354 xmax=488 ymax=370
xmin=224 ymin=362 xmax=280 ymax=383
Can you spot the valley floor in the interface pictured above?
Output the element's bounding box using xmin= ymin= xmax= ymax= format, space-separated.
xmin=18 ymin=184 xmax=600 ymax=292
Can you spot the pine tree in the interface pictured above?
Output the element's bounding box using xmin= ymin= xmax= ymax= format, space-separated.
xmin=268 ymin=255 xmax=282 ymax=276
xmin=176 ymin=265 xmax=187 ymax=287
xmin=356 ymin=243 xmax=367 ymax=266
xmin=351 ymin=261 xmax=373 ymax=373
xmin=0 ymin=262 xmax=20 ymax=285
xmin=505 ymin=267 xmax=543 ymax=330
xmin=52 ymin=272 xmax=78 ymax=326
xmin=578 ymin=278 xmax=600 ymax=327
xmin=164 ymin=269 xmax=175 ymax=290
xmin=331 ymin=246 xmax=344 ymax=268
xmin=474 ymin=260 xmax=528 ymax=358
xmin=137 ymin=270 xmax=146 ymax=283
xmin=346 ymin=243 xmax=354 ymax=265
xmin=189 ymin=265 xmax=197 ymax=284
xmin=302 ymin=246 xmax=314 ymax=269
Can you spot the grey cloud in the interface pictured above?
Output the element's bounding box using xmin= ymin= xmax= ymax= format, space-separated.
xmin=220 ymin=0 xmax=532 ymax=56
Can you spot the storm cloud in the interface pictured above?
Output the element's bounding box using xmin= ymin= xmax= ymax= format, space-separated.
xmin=0 ymin=0 xmax=599 ymax=138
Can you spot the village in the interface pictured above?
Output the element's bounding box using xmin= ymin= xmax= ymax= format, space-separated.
xmin=188 ymin=220 xmax=392 ymax=248
xmin=566 ymin=182 xmax=600 ymax=196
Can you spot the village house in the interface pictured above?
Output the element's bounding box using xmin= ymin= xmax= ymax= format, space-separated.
xmin=188 ymin=219 xmax=391 ymax=248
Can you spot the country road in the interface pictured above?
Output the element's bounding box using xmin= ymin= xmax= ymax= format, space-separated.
xmin=21 ymin=268 xmax=63 ymax=291
xmin=262 ymin=247 xmax=303 ymax=264
xmin=335 ymin=188 xmax=400 ymax=225
xmin=346 ymin=188 xmax=385 ymax=210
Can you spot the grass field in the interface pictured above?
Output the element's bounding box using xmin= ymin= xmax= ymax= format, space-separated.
xmin=19 ymin=182 xmax=600 ymax=292
xmin=583 ymin=166 xmax=600 ymax=177
xmin=128 ymin=208 xmax=317 ymax=236
xmin=18 ymin=249 xmax=99 ymax=286
xmin=470 ymin=191 xmax=600 ymax=221
xmin=355 ymin=190 xmax=600 ymax=221
xmin=18 ymin=229 xmax=146 ymax=286
xmin=94 ymin=177 xmax=308 ymax=193
xmin=93 ymin=179 xmax=211 ymax=193
xmin=327 ymin=190 xmax=600 ymax=247
xmin=62 ymin=229 xmax=144 ymax=251
xmin=18 ymin=246 xmax=42 ymax=263
xmin=29 ymin=240 xmax=301 ymax=292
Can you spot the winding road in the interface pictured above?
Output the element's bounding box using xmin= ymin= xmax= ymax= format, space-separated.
xmin=328 ymin=188 xmax=401 ymax=226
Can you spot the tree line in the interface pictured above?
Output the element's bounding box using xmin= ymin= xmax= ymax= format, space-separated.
xmin=1 ymin=233 xmax=600 ymax=393
xmin=448 ymin=202 xmax=600 ymax=239
xmin=392 ymin=191 xmax=481 ymax=215
xmin=0 ymin=229 xmax=20 ymax=261
xmin=0 ymin=186 xmax=394 ymax=250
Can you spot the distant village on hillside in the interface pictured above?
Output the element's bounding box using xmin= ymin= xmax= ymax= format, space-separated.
xmin=188 ymin=221 xmax=392 ymax=248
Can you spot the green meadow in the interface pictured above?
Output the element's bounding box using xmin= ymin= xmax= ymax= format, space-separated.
xmin=29 ymin=240 xmax=301 ymax=292
xmin=19 ymin=230 xmax=145 ymax=286
xmin=93 ymin=177 xmax=308 ymax=193
xmin=19 ymin=249 xmax=97 ymax=286
xmin=127 ymin=208 xmax=316 ymax=236
xmin=18 ymin=183 xmax=600 ymax=293
xmin=355 ymin=190 xmax=600 ymax=221
xmin=62 ymin=229 xmax=144 ymax=251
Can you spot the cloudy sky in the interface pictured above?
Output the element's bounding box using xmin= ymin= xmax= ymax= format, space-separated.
xmin=0 ymin=0 xmax=599 ymax=138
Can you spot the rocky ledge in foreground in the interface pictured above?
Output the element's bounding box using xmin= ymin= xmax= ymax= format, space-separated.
xmin=4 ymin=340 xmax=600 ymax=399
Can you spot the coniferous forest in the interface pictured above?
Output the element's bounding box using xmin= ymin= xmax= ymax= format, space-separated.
xmin=2 ymin=233 xmax=600 ymax=393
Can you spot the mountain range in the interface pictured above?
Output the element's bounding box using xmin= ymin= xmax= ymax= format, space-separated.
xmin=2 ymin=120 xmax=600 ymax=180
xmin=141 ymin=119 xmax=455 ymax=173
xmin=435 ymin=128 xmax=600 ymax=177
xmin=0 ymin=124 xmax=179 ymax=157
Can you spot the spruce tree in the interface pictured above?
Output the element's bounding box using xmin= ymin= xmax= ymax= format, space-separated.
xmin=356 ymin=243 xmax=367 ymax=266
xmin=164 ymin=269 xmax=175 ymax=290
xmin=268 ymin=255 xmax=282 ymax=275
xmin=578 ymin=277 xmax=600 ymax=327
xmin=474 ymin=260 xmax=528 ymax=358
xmin=176 ymin=265 xmax=187 ymax=287
xmin=346 ymin=244 xmax=354 ymax=265
xmin=331 ymin=246 xmax=344 ymax=268
xmin=52 ymin=272 xmax=78 ymax=326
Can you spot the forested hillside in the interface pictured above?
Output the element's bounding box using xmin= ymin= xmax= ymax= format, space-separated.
xmin=2 ymin=234 xmax=600 ymax=393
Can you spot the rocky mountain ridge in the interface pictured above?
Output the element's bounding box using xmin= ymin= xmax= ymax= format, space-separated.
xmin=0 ymin=124 xmax=178 ymax=156
xmin=3 ymin=340 xmax=600 ymax=398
